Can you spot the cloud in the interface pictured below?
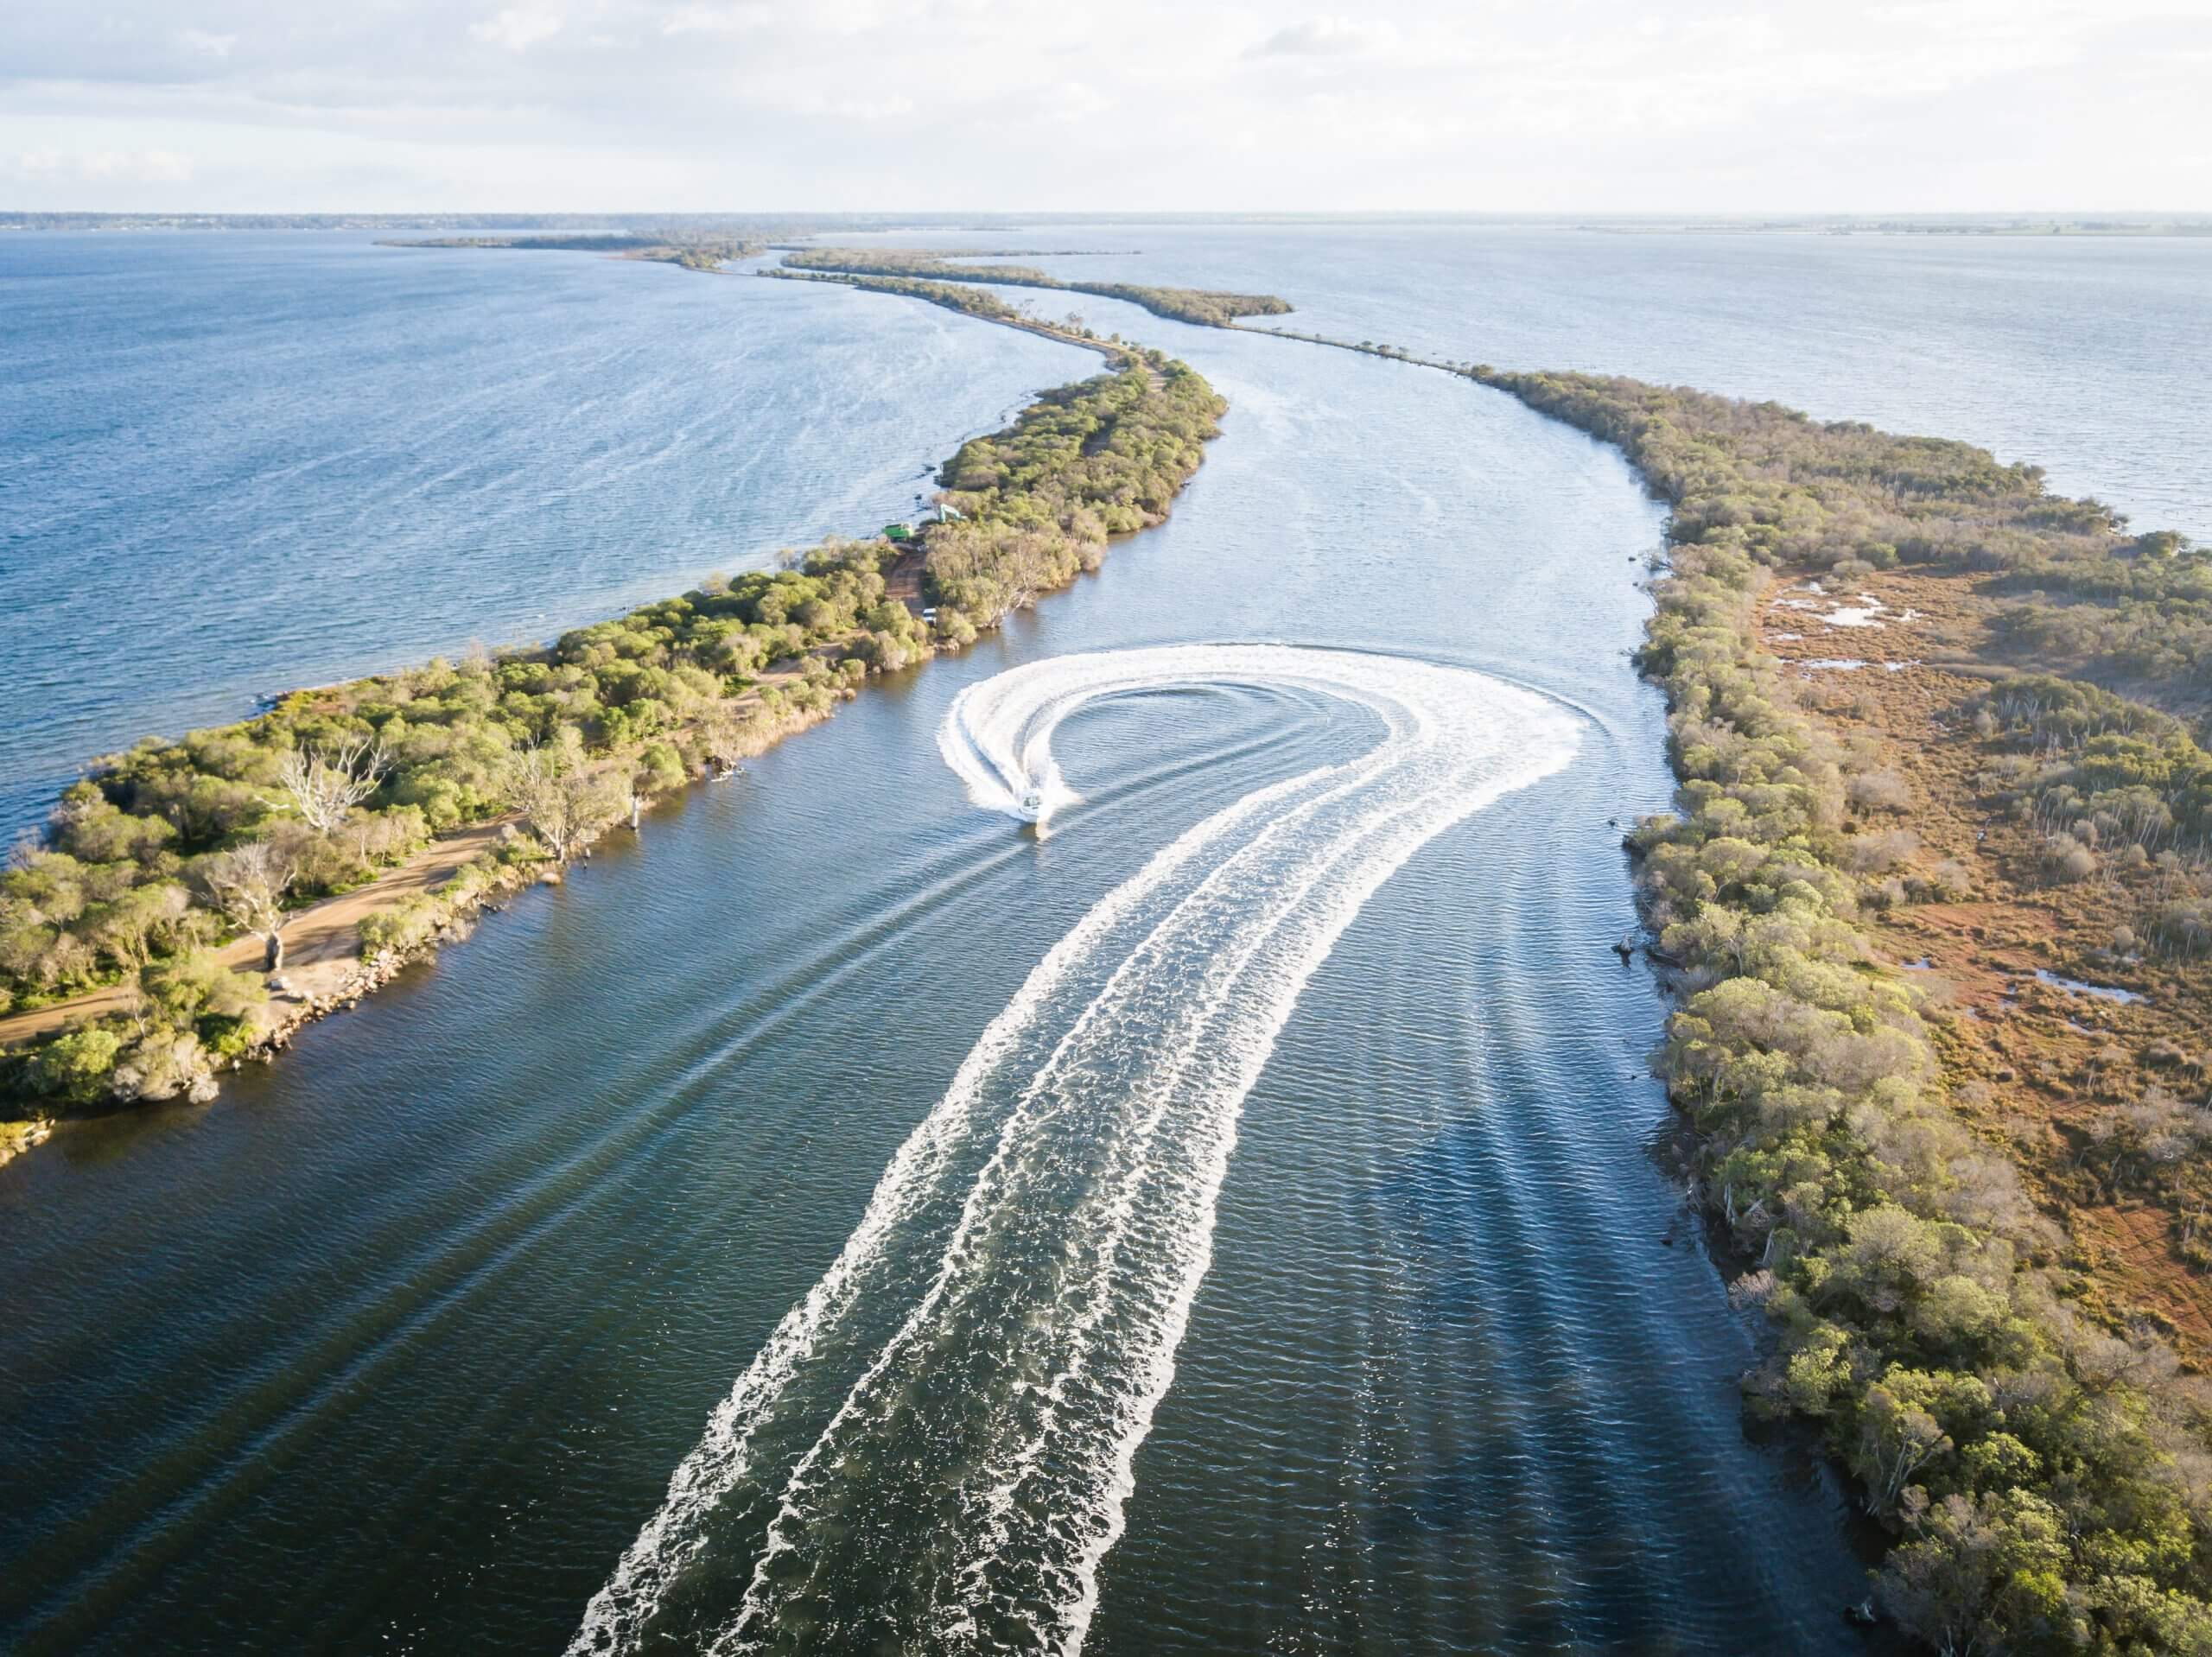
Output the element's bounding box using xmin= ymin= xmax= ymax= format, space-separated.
xmin=176 ymin=28 xmax=238 ymax=60
xmin=4 ymin=145 xmax=194 ymax=181
xmin=0 ymin=0 xmax=2201 ymax=212
xmin=1244 ymin=16 xmax=1399 ymax=58
xmin=469 ymin=6 xmax=563 ymax=51
xmin=661 ymin=3 xmax=774 ymax=36
xmin=1036 ymin=79 xmax=1112 ymax=122
xmin=777 ymin=90 xmax=915 ymax=120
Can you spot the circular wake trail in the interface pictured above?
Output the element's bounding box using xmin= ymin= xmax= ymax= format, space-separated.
xmin=571 ymin=645 xmax=1578 ymax=1655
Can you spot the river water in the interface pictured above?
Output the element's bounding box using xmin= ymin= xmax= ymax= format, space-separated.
xmin=3 ymin=225 xmax=2205 ymax=1654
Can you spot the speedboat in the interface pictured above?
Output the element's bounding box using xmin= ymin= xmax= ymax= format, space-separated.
xmin=1016 ymin=787 xmax=1046 ymax=822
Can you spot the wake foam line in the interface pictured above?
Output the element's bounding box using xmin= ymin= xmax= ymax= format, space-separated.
xmin=570 ymin=645 xmax=1579 ymax=1655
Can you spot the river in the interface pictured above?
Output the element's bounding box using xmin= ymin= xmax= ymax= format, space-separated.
xmin=4 ymin=223 xmax=2205 ymax=1653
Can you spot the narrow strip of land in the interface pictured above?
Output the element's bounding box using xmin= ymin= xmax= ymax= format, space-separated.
xmin=3 ymin=304 xmax=1222 ymax=1128
xmin=772 ymin=247 xmax=1292 ymax=328
xmin=1459 ymin=367 xmax=2212 ymax=1654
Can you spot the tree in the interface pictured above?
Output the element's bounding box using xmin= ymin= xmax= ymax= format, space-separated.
xmin=138 ymin=947 xmax=267 ymax=1029
xmin=1879 ymin=1489 xmax=2069 ymax=1656
xmin=199 ymin=840 xmax=297 ymax=972
xmin=110 ymin=1027 xmax=217 ymax=1104
xmin=698 ymin=704 xmax=751 ymax=778
xmin=276 ymin=737 xmax=391 ymax=834
xmin=29 ymin=1025 xmax=123 ymax=1106
xmin=78 ymin=880 xmax=193 ymax=971
xmin=1855 ymin=1372 xmax=1955 ymax=1514
xmin=628 ymin=743 xmax=684 ymax=827
xmin=504 ymin=738 xmax=625 ymax=860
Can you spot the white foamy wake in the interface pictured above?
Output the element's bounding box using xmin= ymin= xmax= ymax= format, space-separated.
xmin=570 ymin=645 xmax=1577 ymax=1655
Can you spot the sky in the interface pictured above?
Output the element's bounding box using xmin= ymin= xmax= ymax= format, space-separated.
xmin=2 ymin=0 xmax=2208 ymax=213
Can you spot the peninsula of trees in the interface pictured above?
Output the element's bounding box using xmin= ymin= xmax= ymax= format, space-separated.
xmin=1475 ymin=369 xmax=2212 ymax=1654
xmin=382 ymin=232 xmax=763 ymax=270
xmin=0 ymin=347 xmax=1224 ymax=1119
xmin=776 ymin=247 xmax=1294 ymax=328
xmin=760 ymin=267 xmax=1039 ymax=327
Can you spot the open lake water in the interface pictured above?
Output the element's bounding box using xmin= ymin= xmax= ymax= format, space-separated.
xmin=2 ymin=224 xmax=2205 ymax=1653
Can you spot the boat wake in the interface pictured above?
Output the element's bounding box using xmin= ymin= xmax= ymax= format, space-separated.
xmin=570 ymin=644 xmax=1578 ymax=1655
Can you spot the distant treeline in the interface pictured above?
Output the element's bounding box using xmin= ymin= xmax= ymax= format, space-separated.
xmin=385 ymin=233 xmax=762 ymax=270
xmin=779 ymin=247 xmax=1293 ymax=328
xmin=0 ymin=351 xmax=1222 ymax=1114
xmin=1477 ymin=368 xmax=2212 ymax=1654
xmin=761 ymin=267 xmax=1035 ymax=328
xmin=3 ymin=213 xmax=979 ymax=236
xmin=385 ymin=234 xmax=668 ymax=251
xmin=766 ymin=244 xmax=1128 ymax=258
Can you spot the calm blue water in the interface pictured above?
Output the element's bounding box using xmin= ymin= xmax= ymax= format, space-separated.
xmin=8 ymin=226 xmax=2204 ymax=837
xmin=0 ymin=232 xmax=1075 ymax=835
xmin=912 ymin=221 xmax=2212 ymax=540
xmin=6 ymin=223 xmax=2193 ymax=1653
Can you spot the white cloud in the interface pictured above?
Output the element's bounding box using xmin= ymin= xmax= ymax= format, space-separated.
xmin=1041 ymin=80 xmax=1112 ymax=122
xmin=775 ymin=90 xmax=915 ymax=120
xmin=5 ymin=145 xmax=194 ymax=182
xmin=177 ymin=28 xmax=238 ymax=59
xmin=1244 ymin=16 xmax=1400 ymax=58
xmin=661 ymin=3 xmax=774 ymax=35
xmin=469 ymin=6 xmax=564 ymax=51
xmin=0 ymin=0 xmax=2202 ymax=211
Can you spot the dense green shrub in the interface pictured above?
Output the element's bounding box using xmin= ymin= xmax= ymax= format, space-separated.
xmin=924 ymin=356 xmax=1224 ymax=625
xmin=1480 ymin=369 xmax=2212 ymax=1653
xmin=358 ymin=896 xmax=440 ymax=957
xmin=1472 ymin=369 xmax=2211 ymax=704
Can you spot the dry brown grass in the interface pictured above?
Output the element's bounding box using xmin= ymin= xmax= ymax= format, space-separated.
xmin=1757 ymin=563 xmax=2212 ymax=1359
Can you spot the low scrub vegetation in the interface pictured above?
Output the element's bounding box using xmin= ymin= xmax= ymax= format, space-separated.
xmin=925 ymin=353 xmax=1224 ymax=627
xmin=779 ymin=247 xmax=1293 ymax=328
xmin=389 ymin=232 xmax=763 ymax=271
xmin=2 ymin=353 xmax=1221 ymax=1114
xmin=1479 ymin=369 xmax=2212 ymax=1653
xmin=761 ymin=266 xmax=1033 ymax=328
xmin=1973 ymin=677 xmax=2212 ymax=956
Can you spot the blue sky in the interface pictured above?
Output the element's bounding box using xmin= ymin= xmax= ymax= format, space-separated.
xmin=2 ymin=1 xmax=2206 ymax=211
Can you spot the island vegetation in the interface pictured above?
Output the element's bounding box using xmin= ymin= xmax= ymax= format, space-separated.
xmin=762 ymin=266 xmax=1038 ymax=328
xmin=383 ymin=232 xmax=763 ymax=270
xmin=777 ymin=247 xmax=1293 ymax=328
xmin=1472 ymin=368 xmax=2212 ymax=1654
xmin=0 ymin=346 xmax=1222 ymax=1122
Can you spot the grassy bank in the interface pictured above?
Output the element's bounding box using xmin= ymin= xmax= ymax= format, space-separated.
xmin=1472 ymin=369 xmax=2212 ymax=1654
xmin=1 ymin=347 xmax=1223 ymax=1126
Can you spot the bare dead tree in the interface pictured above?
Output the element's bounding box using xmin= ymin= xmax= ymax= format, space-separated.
xmin=200 ymin=840 xmax=298 ymax=973
xmin=276 ymin=737 xmax=391 ymax=835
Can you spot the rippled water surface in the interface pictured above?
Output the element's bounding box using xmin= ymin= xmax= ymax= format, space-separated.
xmin=0 ymin=233 xmax=1076 ymax=835
xmin=912 ymin=221 xmax=2212 ymax=540
xmin=8 ymin=224 xmax=2197 ymax=1653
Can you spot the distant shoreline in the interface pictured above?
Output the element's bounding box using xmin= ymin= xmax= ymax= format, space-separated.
xmin=10 ymin=212 xmax=2212 ymax=238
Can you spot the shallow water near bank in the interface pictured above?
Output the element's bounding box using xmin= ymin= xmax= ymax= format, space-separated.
xmin=6 ymin=227 xmax=2174 ymax=1651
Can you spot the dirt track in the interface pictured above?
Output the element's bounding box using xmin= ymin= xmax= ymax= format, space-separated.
xmin=0 ymin=819 xmax=512 ymax=1047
